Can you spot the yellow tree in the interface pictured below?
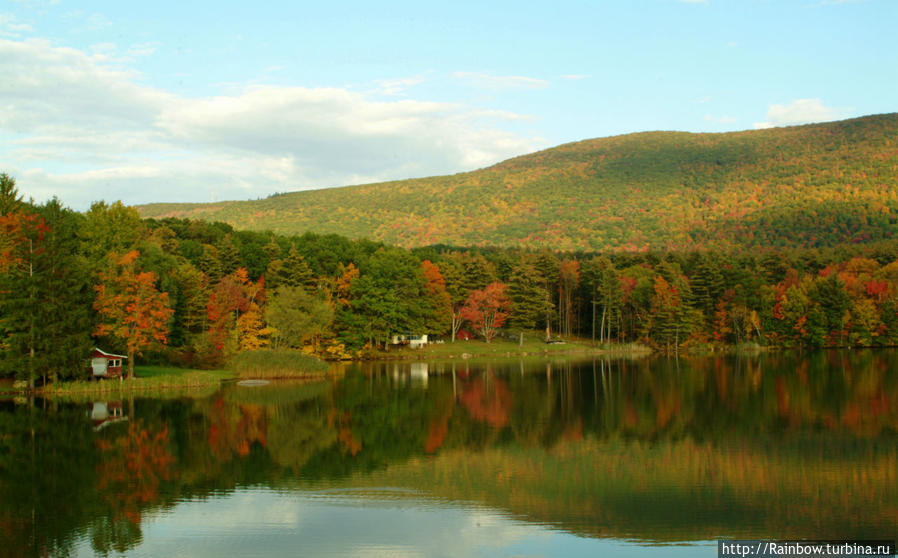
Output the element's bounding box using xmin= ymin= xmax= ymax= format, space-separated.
xmin=237 ymin=301 xmax=271 ymax=351
xmin=94 ymin=251 xmax=173 ymax=378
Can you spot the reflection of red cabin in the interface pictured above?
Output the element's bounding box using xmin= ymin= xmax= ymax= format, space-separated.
xmin=90 ymin=348 xmax=127 ymax=378
xmin=90 ymin=401 xmax=127 ymax=431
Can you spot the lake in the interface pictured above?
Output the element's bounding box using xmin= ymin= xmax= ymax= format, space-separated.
xmin=1 ymin=351 xmax=896 ymax=557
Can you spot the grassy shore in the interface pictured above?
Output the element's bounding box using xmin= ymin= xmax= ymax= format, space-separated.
xmin=31 ymin=350 xmax=330 ymax=398
xmin=36 ymin=366 xmax=236 ymax=398
xmin=229 ymin=349 xmax=330 ymax=379
xmin=370 ymin=333 xmax=651 ymax=360
xmin=17 ymin=341 xmax=639 ymax=398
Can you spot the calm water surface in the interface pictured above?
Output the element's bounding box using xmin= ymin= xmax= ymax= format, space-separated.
xmin=1 ymin=351 xmax=896 ymax=556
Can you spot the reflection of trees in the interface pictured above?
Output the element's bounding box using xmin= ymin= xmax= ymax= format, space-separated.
xmin=570 ymin=352 xmax=898 ymax=442
xmin=3 ymin=351 xmax=898 ymax=553
xmin=458 ymin=368 xmax=511 ymax=428
xmin=89 ymin=516 xmax=143 ymax=556
xmin=93 ymin=420 xmax=176 ymax=554
xmin=267 ymin=404 xmax=336 ymax=471
xmin=207 ymin=397 xmax=270 ymax=463
xmin=0 ymin=402 xmax=100 ymax=557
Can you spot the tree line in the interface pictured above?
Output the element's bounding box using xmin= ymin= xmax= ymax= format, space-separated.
xmin=5 ymin=173 xmax=898 ymax=385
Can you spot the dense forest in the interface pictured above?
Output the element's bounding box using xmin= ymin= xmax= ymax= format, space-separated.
xmin=138 ymin=114 xmax=898 ymax=251
xmin=5 ymin=172 xmax=898 ymax=386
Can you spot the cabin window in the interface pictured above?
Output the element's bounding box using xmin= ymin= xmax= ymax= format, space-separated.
xmin=111 ymin=359 xmax=120 ymax=368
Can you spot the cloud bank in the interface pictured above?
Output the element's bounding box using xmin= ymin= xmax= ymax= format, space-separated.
xmin=753 ymin=98 xmax=845 ymax=129
xmin=0 ymin=39 xmax=545 ymax=209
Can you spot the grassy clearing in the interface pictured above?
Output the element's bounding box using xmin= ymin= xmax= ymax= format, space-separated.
xmin=37 ymin=366 xmax=234 ymax=399
xmin=229 ymin=349 xmax=329 ymax=379
xmin=373 ymin=332 xmax=649 ymax=360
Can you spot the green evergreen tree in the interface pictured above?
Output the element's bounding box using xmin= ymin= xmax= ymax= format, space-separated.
xmin=199 ymin=244 xmax=223 ymax=283
xmin=507 ymin=259 xmax=550 ymax=330
xmin=532 ymin=251 xmax=560 ymax=337
xmin=33 ymin=199 xmax=93 ymax=382
xmin=215 ymin=235 xmax=241 ymax=277
xmin=689 ymin=252 xmax=725 ymax=321
xmin=0 ymin=172 xmax=23 ymax=215
xmin=0 ymin=199 xmax=92 ymax=385
xmin=263 ymin=237 xmax=282 ymax=260
xmin=272 ymin=245 xmax=316 ymax=290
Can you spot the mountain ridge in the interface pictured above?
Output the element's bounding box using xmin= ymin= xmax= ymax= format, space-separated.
xmin=136 ymin=113 xmax=898 ymax=251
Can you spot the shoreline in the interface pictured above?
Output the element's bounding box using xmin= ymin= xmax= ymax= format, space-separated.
xmin=7 ymin=343 xmax=890 ymax=398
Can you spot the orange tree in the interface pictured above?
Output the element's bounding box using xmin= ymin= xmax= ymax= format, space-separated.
xmin=94 ymin=250 xmax=173 ymax=378
xmin=459 ymin=282 xmax=511 ymax=343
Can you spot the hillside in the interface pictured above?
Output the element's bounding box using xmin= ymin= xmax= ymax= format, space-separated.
xmin=136 ymin=114 xmax=898 ymax=251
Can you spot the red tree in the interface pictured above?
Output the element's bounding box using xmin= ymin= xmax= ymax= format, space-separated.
xmin=94 ymin=251 xmax=173 ymax=378
xmin=459 ymin=282 xmax=511 ymax=343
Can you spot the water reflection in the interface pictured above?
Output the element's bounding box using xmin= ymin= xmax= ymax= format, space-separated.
xmin=1 ymin=351 xmax=896 ymax=556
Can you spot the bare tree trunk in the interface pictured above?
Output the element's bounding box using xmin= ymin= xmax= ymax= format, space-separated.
xmin=28 ymin=238 xmax=34 ymax=390
xmin=591 ymin=300 xmax=596 ymax=346
xmin=450 ymin=309 xmax=462 ymax=342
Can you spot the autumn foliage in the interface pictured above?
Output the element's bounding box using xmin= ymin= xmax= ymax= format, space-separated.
xmin=459 ymin=282 xmax=511 ymax=343
xmin=94 ymin=250 xmax=174 ymax=378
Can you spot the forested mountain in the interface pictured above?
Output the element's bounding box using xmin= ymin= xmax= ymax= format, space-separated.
xmin=137 ymin=113 xmax=898 ymax=251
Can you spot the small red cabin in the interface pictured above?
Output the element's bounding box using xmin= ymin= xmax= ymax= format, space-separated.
xmin=90 ymin=348 xmax=127 ymax=378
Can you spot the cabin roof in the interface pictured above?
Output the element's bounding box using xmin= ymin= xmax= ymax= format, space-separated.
xmin=92 ymin=347 xmax=128 ymax=359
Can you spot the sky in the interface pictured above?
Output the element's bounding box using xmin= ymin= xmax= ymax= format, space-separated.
xmin=1 ymin=0 xmax=896 ymax=210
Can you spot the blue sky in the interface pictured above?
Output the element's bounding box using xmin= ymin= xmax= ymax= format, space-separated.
xmin=1 ymin=0 xmax=896 ymax=209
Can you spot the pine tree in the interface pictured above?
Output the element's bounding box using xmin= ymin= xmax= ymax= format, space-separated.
xmin=0 ymin=173 xmax=23 ymax=216
xmin=0 ymin=208 xmax=47 ymax=386
xmin=532 ymin=251 xmax=559 ymax=338
xmin=0 ymin=199 xmax=92 ymax=385
xmin=215 ymin=235 xmax=241 ymax=277
xmin=507 ymin=260 xmax=550 ymax=330
xmin=199 ymin=244 xmax=223 ymax=283
xmin=33 ymin=199 xmax=93 ymax=382
xmin=689 ymin=252 xmax=725 ymax=321
xmin=274 ymin=246 xmax=316 ymax=290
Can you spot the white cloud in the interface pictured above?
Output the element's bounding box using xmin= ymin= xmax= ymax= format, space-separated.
xmin=0 ymin=14 xmax=33 ymax=37
xmin=373 ymin=75 xmax=428 ymax=96
xmin=753 ymin=98 xmax=846 ymax=129
xmin=451 ymin=71 xmax=549 ymax=90
xmin=127 ymin=41 xmax=161 ymax=57
xmin=9 ymin=0 xmax=60 ymax=5
xmin=0 ymin=38 xmax=545 ymax=209
xmin=84 ymin=12 xmax=112 ymax=30
xmin=60 ymin=10 xmax=112 ymax=32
